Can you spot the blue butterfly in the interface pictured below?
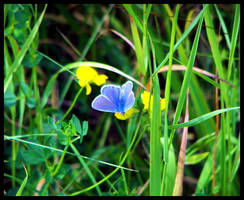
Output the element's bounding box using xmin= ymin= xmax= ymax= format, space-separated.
xmin=92 ymin=81 xmax=135 ymax=115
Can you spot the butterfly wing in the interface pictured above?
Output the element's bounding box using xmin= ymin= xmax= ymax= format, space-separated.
xmin=120 ymin=81 xmax=135 ymax=112
xmin=101 ymin=84 xmax=121 ymax=106
xmin=92 ymin=84 xmax=121 ymax=113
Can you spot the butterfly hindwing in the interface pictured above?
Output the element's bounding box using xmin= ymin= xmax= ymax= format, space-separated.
xmin=124 ymin=91 xmax=135 ymax=111
xmin=120 ymin=81 xmax=135 ymax=112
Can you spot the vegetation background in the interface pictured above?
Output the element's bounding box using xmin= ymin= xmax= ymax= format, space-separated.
xmin=4 ymin=4 xmax=240 ymax=196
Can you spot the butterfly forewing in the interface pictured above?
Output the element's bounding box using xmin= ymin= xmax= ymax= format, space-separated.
xmin=101 ymin=85 xmax=121 ymax=106
xmin=91 ymin=95 xmax=118 ymax=113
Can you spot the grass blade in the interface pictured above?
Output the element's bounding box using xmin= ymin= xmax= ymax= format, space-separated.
xmin=123 ymin=4 xmax=143 ymax=33
xmin=16 ymin=165 xmax=28 ymax=196
xmin=168 ymin=9 xmax=204 ymax=149
xmin=214 ymin=4 xmax=231 ymax=49
xmin=153 ymin=4 xmax=208 ymax=75
xmin=227 ymin=4 xmax=240 ymax=80
xmin=130 ymin=14 xmax=145 ymax=75
xmin=169 ymin=107 xmax=239 ymax=129
xmin=161 ymin=4 xmax=179 ymax=196
xmin=150 ymin=75 xmax=162 ymax=196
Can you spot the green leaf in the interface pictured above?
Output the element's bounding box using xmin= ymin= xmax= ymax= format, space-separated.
xmin=21 ymin=139 xmax=46 ymax=164
xmin=185 ymin=152 xmax=209 ymax=165
xmin=169 ymin=107 xmax=240 ymax=129
xmin=57 ymin=130 xmax=69 ymax=146
xmin=20 ymin=81 xmax=32 ymax=97
xmin=4 ymin=89 xmax=16 ymax=108
xmin=22 ymin=52 xmax=42 ymax=68
xmin=47 ymin=116 xmax=57 ymax=130
xmin=26 ymin=97 xmax=36 ymax=108
xmin=15 ymin=6 xmax=30 ymax=23
xmin=82 ymin=121 xmax=88 ymax=136
xmin=80 ymin=121 xmax=88 ymax=144
xmin=16 ymin=165 xmax=28 ymax=196
xmin=71 ymin=114 xmax=82 ymax=134
xmin=186 ymin=132 xmax=215 ymax=157
xmin=19 ymin=81 xmax=36 ymax=108
xmin=54 ymin=164 xmax=71 ymax=180
xmin=44 ymin=169 xmax=54 ymax=184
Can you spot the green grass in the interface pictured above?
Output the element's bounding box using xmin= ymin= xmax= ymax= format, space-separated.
xmin=4 ymin=4 xmax=240 ymax=196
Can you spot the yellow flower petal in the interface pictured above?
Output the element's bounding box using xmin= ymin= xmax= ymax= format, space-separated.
xmin=141 ymin=91 xmax=153 ymax=110
xmin=160 ymin=98 xmax=166 ymax=110
xmin=141 ymin=91 xmax=165 ymax=116
xmin=76 ymin=66 xmax=108 ymax=95
xmin=76 ymin=66 xmax=98 ymax=83
xmin=93 ymin=74 xmax=108 ymax=86
xmin=78 ymin=79 xmax=87 ymax=88
xmin=85 ymin=84 xmax=92 ymax=95
xmin=114 ymin=107 xmax=138 ymax=120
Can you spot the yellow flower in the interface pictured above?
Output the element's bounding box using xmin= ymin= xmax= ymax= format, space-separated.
xmin=114 ymin=107 xmax=138 ymax=120
xmin=76 ymin=66 xmax=108 ymax=95
xmin=141 ymin=91 xmax=165 ymax=117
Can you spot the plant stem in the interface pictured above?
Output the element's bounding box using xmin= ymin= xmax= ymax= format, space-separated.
xmin=61 ymin=87 xmax=83 ymax=121
xmin=52 ymin=143 xmax=69 ymax=177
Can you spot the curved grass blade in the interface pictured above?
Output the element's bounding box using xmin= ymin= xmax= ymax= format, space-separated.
xmin=169 ymin=107 xmax=240 ymax=129
xmin=4 ymin=135 xmax=137 ymax=172
xmin=64 ymin=61 xmax=147 ymax=90
xmin=37 ymin=52 xmax=147 ymax=109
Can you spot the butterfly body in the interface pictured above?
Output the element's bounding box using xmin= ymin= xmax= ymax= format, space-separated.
xmin=92 ymin=81 xmax=135 ymax=115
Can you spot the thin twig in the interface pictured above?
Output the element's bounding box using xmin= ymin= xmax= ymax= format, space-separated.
xmin=159 ymin=65 xmax=237 ymax=88
xmin=137 ymin=178 xmax=150 ymax=195
xmin=212 ymin=68 xmax=219 ymax=195
xmin=110 ymin=29 xmax=136 ymax=51
xmin=173 ymin=88 xmax=189 ymax=196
